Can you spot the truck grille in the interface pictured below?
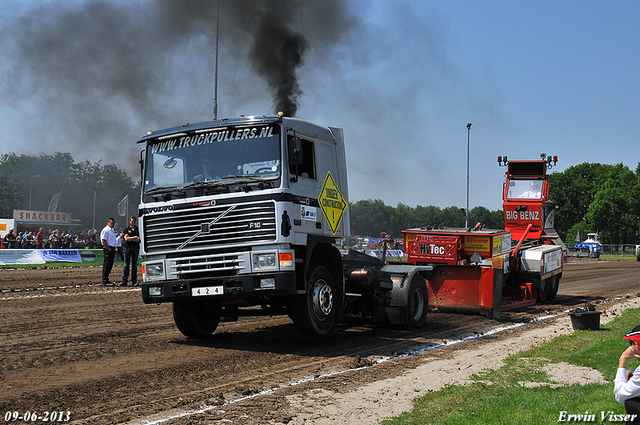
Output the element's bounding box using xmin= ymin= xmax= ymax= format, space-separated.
xmin=143 ymin=200 xmax=277 ymax=254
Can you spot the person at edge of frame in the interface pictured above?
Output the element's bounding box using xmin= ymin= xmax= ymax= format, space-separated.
xmin=615 ymin=325 xmax=640 ymax=424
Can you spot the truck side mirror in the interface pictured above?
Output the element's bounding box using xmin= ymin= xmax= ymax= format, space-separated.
xmin=139 ymin=150 xmax=145 ymax=182
xmin=289 ymin=137 xmax=304 ymax=167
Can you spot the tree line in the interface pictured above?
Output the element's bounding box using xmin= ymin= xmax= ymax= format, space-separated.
xmin=1 ymin=152 xmax=638 ymax=245
xmin=0 ymin=152 xmax=139 ymax=231
xmin=350 ymin=162 xmax=640 ymax=246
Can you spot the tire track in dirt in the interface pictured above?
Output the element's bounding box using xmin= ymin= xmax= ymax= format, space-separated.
xmin=0 ymin=260 xmax=638 ymax=424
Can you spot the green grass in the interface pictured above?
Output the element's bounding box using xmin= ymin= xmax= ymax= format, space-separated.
xmin=382 ymin=308 xmax=640 ymax=425
xmin=599 ymin=254 xmax=636 ymax=260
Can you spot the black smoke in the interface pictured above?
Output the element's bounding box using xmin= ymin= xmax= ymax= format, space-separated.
xmin=248 ymin=2 xmax=309 ymax=117
xmin=0 ymin=0 xmax=356 ymax=174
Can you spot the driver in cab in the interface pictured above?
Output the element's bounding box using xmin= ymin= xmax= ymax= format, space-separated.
xmin=192 ymin=159 xmax=218 ymax=182
xmin=520 ymin=181 xmax=541 ymax=199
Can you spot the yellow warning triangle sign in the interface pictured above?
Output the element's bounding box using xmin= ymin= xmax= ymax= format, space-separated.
xmin=319 ymin=171 xmax=348 ymax=235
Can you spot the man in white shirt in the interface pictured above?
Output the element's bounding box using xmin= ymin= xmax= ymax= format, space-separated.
xmin=100 ymin=217 xmax=117 ymax=286
xmin=614 ymin=325 xmax=640 ymax=423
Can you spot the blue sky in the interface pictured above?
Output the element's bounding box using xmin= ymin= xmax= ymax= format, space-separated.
xmin=1 ymin=0 xmax=639 ymax=212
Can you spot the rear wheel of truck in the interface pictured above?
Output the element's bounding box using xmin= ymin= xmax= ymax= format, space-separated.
xmin=173 ymin=301 xmax=221 ymax=338
xmin=289 ymin=265 xmax=335 ymax=335
xmin=403 ymin=276 xmax=428 ymax=329
xmin=546 ymin=275 xmax=560 ymax=301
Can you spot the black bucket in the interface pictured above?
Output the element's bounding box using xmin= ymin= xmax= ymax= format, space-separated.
xmin=569 ymin=311 xmax=602 ymax=330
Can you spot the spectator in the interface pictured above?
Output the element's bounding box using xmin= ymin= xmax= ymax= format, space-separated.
xmin=5 ymin=229 xmax=16 ymax=249
xmin=121 ymin=216 xmax=140 ymax=286
xmin=100 ymin=217 xmax=117 ymax=286
xmin=615 ymin=325 xmax=640 ymax=423
xmin=36 ymin=228 xmax=44 ymax=249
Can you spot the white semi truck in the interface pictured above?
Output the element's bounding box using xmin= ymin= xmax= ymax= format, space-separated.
xmin=137 ymin=115 xmax=564 ymax=338
xmin=137 ymin=114 xmax=432 ymax=337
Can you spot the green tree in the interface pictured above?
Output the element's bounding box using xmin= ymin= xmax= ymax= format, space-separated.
xmin=548 ymin=162 xmax=634 ymax=241
xmin=586 ymin=164 xmax=637 ymax=244
xmin=469 ymin=206 xmax=504 ymax=229
xmin=0 ymin=152 xmax=139 ymax=232
xmin=349 ymin=199 xmax=503 ymax=238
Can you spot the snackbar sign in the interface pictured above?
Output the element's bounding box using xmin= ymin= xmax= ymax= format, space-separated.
xmin=319 ymin=171 xmax=348 ymax=235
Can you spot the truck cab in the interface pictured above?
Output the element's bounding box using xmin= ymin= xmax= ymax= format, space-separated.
xmin=500 ymin=154 xmax=566 ymax=302
xmin=138 ymin=114 xmax=349 ymax=336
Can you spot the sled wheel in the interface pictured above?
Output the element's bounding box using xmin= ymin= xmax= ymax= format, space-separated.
xmin=534 ymin=277 xmax=550 ymax=303
xmin=546 ymin=275 xmax=560 ymax=301
xmin=404 ymin=276 xmax=428 ymax=329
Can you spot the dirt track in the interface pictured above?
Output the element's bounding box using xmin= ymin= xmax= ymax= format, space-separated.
xmin=1 ymin=259 xmax=639 ymax=424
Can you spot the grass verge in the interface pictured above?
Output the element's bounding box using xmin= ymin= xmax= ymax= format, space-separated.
xmin=382 ymin=308 xmax=640 ymax=425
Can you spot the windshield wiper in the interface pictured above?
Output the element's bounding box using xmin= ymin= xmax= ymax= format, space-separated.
xmin=145 ymin=185 xmax=183 ymax=195
xmin=182 ymin=180 xmax=230 ymax=191
xmin=220 ymin=175 xmax=275 ymax=192
xmin=222 ymin=175 xmax=275 ymax=185
xmin=183 ymin=180 xmax=231 ymax=193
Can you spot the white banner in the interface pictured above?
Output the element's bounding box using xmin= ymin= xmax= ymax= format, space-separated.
xmin=0 ymin=249 xmax=84 ymax=264
xmin=39 ymin=249 xmax=82 ymax=263
xmin=13 ymin=210 xmax=72 ymax=224
xmin=0 ymin=250 xmax=46 ymax=265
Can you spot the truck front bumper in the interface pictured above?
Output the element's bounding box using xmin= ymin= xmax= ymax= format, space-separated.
xmin=141 ymin=271 xmax=298 ymax=304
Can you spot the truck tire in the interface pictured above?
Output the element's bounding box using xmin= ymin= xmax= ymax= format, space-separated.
xmin=289 ymin=265 xmax=335 ymax=335
xmin=172 ymin=301 xmax=221 ymax=338
xmin=533 ymin=277 xmax=549 ymax=303
xmin=403 ymin=276 xmax=428 ymax=329
xmin=546 ymin=275 xmax=559 ymax=301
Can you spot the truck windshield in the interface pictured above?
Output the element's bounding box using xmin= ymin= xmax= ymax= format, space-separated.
xmin=507 ymin=179 xmax=543 ymax=200
xmin=143 ymin=124 xmax=281 ymax=195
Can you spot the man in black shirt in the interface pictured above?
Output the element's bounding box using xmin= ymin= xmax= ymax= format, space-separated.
xmin=121 ymin=216 xmax=141 ymax=286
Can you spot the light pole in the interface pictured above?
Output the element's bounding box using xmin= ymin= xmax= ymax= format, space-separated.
xmin=212 ymin=0 xmax=220 ymax=120
xmin=466 ymin=123 xmax=472 ymax=228
xmin=29 ymin=175 xmax=43 ymax=211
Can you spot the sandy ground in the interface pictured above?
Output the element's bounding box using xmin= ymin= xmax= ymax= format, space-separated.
xmin=284 ymin=299 xmax=630 ymax=425
xmin=1 ymin=259 xmax=639 ymax=424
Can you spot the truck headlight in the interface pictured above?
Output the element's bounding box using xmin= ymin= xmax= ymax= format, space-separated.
xmin=144 ymin=262 xmax=165 ymax=279
xmin=253 ymin=253 xmax=277 ymax=270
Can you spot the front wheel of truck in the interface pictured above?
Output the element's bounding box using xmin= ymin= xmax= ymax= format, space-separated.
xmin=173 ymin=300 xmax=221 ymax=338
xmin=289 ymin=265 xmax=336 ymax=335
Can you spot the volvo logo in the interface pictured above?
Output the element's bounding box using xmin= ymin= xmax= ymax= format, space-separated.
xmin=144 ymin=205 xmax=175 ymax=214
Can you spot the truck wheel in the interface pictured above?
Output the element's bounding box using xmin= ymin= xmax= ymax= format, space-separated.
xmin=546 ymin=275 xmax=559 ymax=301
xmin=289 ymin=265 xmax=335 ymax=335
xmin=403 ymin=276 xmax=428 ymax=329
xmin=534 ymin=277 xmax=550 ymax=303
xmin=172 ymin=301 xmax=221 ymax=338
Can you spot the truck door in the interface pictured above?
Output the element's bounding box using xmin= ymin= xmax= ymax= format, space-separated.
xmin=288 ymin=133 xmax=345 ymax=238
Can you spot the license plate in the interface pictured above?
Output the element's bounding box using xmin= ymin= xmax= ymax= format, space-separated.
xmin=191 ymin=286 xmax=223 ymax=296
